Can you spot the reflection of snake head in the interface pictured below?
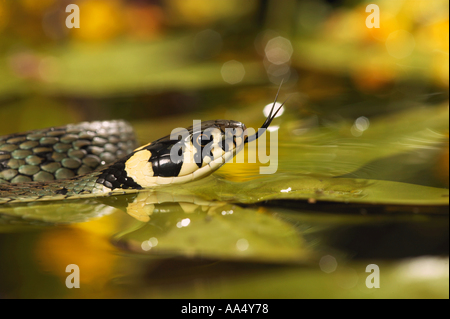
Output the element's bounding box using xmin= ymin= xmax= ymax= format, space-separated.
xmin=126 ymin=191 xmax=223 ymax=222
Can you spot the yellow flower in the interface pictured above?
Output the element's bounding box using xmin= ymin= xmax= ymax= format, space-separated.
xmin=34 ymin=212 xmax=123 ymax=294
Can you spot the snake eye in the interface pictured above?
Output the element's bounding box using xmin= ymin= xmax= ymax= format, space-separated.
xmin=196 ymin=134 xmax=211 ymax=148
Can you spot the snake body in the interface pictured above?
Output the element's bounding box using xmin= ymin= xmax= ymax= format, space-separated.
xmin=0 ymin=120 xmax=136 ymax=203
xmin=0 ymin=120 xmax=137 ymax=184
xmin=0 ymin=119 xmax=248 ymax=204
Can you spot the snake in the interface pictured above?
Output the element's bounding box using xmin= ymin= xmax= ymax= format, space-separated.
xmin=0 ymin=95 xmax=285 ymax=205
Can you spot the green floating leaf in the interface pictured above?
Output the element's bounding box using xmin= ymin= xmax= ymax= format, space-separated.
xmin=142 ymin=173 xmax=448 ymax=208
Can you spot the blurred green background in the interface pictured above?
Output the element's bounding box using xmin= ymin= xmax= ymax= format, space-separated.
xmin=0 ymin=0 xmax=448 ymax=299
xmin=0 ymin=0 xmax=448 ymax=134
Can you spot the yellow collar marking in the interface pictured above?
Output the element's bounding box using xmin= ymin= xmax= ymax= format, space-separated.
xmin=124 ymin=150 xmax=157 ymax=187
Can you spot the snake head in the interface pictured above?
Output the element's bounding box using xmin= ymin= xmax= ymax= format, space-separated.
xmin=108 ymin=119 xmax=247 ymax=189
xmin=97 ymin=82 xmax=286 ymax=190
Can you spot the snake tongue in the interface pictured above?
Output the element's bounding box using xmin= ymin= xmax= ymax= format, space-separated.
xmin=244 ymin=79 xmax=287 ymax=144
xmin=244 ymin=97 xmax=288 ymax=144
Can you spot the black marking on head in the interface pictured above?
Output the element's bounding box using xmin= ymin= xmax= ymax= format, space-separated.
xmin=96 ymin=159 xmax=142 ymax=190
xmin=193 ymin=132 xmax=217 ymax=168
xmin=221 ymin=135 xmax=235 ymax=153
xmin=144 ymin=141 xmax=184 ymax=177
xmin=191 ymin=132 xmax=203 ymax=169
